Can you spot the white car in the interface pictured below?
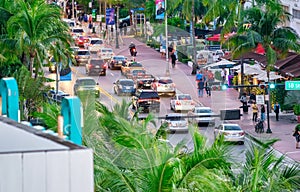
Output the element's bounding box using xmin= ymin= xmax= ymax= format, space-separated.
xmin=170 ymin=94 xmax=195 ymax=112
xmin=85 ymin=38 xmax=104 ymax=53
xmin=188 ymin=106 xmax=216 ymax=126
xmin=162 ymin=113 xmax=189 ymax=133
xmin=214 ymin=123 xmax=245 ymax=145
xmin=97 ymin=48 xmax=114 ymax=60
xmin=71 ymin=27 xmax=85 ymax=36
xmin=151 ymin=77 xmax=176 ymax=96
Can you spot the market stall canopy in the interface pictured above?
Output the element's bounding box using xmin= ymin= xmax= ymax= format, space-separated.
xmin=223 ymin=52 xmax=267 ymax=66
xmin=234 ymin=64 xmax=264 ymax=75
xmin=203 ymin=59 xmax=236 ymax=69
xmin=252 ymin=71 xmax=283 ymax=81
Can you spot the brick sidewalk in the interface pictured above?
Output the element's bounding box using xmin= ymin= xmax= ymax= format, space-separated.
xmin=110 ymin=35 xmax=300 ymax=163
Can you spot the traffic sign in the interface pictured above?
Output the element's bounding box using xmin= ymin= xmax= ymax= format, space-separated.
xmin=285 ymin=81 xmax=300 ymax=90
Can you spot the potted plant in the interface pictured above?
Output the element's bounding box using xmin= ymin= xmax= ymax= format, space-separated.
xmin=293 ymin=104 xmax=300 ymax=123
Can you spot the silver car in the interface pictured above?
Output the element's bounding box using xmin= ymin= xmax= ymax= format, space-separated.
xmin=214 ymin=123 xmax=245 ymax=145
xmin=188 ymin=106 xmax=216 ymax=126
xmin=162 ymin=113 xmax=189 ymax=133
xmin=151 ymin=77 xmax=176 ymax=96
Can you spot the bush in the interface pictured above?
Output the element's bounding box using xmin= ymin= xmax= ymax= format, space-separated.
xmin=293 ymin=104 xmax=300 ymax=115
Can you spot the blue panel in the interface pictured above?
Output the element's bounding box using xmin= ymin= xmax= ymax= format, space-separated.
xmin=61 ymin=97 xmax=82 ymax=145
xmin=0 ymin=78 xmax=19 ymax=121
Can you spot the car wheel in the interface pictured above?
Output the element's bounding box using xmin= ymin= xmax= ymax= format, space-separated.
xmin=238 ymin=141 xmax=244 ymax=145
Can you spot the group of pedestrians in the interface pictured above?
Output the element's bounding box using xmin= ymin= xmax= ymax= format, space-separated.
xmin=195 ymin=69 xmax=214 ymax=98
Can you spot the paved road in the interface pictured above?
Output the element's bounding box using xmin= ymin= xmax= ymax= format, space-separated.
xmin=107 ymin=35 xmax=300 ymax=163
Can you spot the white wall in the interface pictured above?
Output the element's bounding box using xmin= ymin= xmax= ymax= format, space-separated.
xmin=0 ymin=149 xmax=93 ymax=192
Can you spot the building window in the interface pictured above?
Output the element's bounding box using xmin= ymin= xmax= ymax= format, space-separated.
xmin=293 ymin=9 xmax=300 ymax=19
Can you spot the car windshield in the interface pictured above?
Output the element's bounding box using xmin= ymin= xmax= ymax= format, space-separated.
xmin=73 ymin=29 xmax=84 ymax=33
xmin=158 ymin=79 xmax=173 ymax=84
xmin=132 ymin=70 xmax=145 ymax=75
xmin=114 ymin=56 xmax=125 ymax=60
xmin=224 ymin=125 xmax=241 ymax=131
xmin=130 ymin=62 xmax=142 ymax=67
xmin=102 ymin=49 xmax=112 ymax=53
xmin=120 ymin=80 xmax=134 ymax=86
xmin=78 ymin=51 xmax=90 ymax=55
xmin=178 ymin=95 xmax=191 ymax=100
xmin=91 ymin=40 xmax=103 ymax=45
xmin=196 ymin=109 xmax=212 ymax=113
xmin=78 ymin=79 xmax=96 ymax=86
xmin=166 ymin=116 xmax=184 ymax=121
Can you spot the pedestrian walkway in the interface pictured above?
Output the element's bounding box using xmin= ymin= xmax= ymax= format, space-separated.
xmin=110 ymin=36 xmax=300 ymax=163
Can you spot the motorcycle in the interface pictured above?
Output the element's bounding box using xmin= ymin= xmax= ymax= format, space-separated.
xmin=130 ymin=47 xmax=137 ymax=57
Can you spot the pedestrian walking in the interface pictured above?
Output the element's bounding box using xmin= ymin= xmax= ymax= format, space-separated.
xmin=260 ymin=105 xmax=266 ymax=121
xmin=249 ymin=92 xmax=256 ymax=104
xmin=196 ymin=70 xmax=204 ymax=83
xmin=221 ymin=68 xmax=227 ymax=83
xmin=88 ymin=21 xmax=93 ymax=33
xmin=293 ymin=124 xmax=300 ymax=149
xmin=252 ymin=101 xmax=258 ymax=122
xmin=171 ymin=53 xmax=176 ymax=68
xmin=274 ymin=101 xmax=280 ymax=121
xmin=205 ymin=81 xmax=211 ymax=97
xmin=197 ymin=79 xmax=205 ymax=98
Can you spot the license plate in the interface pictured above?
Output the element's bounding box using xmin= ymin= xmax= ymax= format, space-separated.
xmin=95 ymin=66 xmax=100 ymax=68
xmin=118 ymin=61 xmax=122 ymax=64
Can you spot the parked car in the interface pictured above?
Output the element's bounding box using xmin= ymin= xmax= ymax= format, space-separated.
xmin=85 ymin=38 xmax=104 ymax=53
xmin=75 ymin=35 xmax=90 ymax=47
xmin=132 ymin=89 xmax=160 ymax=113
xmin=214 ymin=123 xmax=245 ymax=145
xmin=188 ymin=106 xmax=216 ymax=126
xmin=85 ymin=58 xmax=107 ymax=76
xmin=113 ymin=79 xmax=136 ymax=96
xmin=170 ymin=94 xmax=195 ymax=112
xmin=75 ymin=49 xmax=90 ymax=65
xmin=151 ymin=77 xmax=176 ymax=96
xmin=162 ymin=113 xmax=189 ymax=133
xmin=45 ymin=90 xmax=70 ymax=103
xmin=97 ymin=48 xmax=114 ymax=61
xmin=121 ymin=61 xmax=145 ymax=75
xmin=73 ymin=77 xmax=100 ymax=98
xmin=109 ymin=55 xmax=127 ymax=69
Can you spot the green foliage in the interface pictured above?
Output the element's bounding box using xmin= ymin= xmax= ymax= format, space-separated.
xmin=293 ymin=104 xmax=300 ymax=116
xmin=284 ymin=91 xmax=300 ymax=111
xmin=32 ymin=102 xmax=61 ymax=131
xmin=167 ymin=17 xmax=185 ymax=29
xmin=13 ymin=66 xmax=51 ymax=120
xmin=215 ymin=71 xmax=221 ymax=81
xmin=270 ymin=86 xmax=286 ymax=110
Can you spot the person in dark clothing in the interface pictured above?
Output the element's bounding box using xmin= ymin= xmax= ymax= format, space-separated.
xmin=274 ymin=102 xmax=280 ymax=121
xmin=260 ymin=105 xmax=266 ymax=121
xmin=197 ymin=79 xmax=205 ymax=98
xmin=171 ymin=53 xmax=176 ymax=68
xmin=205 ymin=81 xmax=211 ymax=97
xmin=249 ymin=92 xmax=256 ymax=104
xmin=293 ymin=124 xmax=300 ymax=149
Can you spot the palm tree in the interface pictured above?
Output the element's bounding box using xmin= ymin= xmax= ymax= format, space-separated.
xmin=6 ymin=0 xmax=71 ymax=78
xmin=84 ymin=101 xmax=234 ymax=191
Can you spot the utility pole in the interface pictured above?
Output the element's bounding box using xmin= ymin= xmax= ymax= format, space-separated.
xmin=191 ymin=0 xmax=197 ymax=75
xmin=115 ymin=6 xmax=119 ymax=49
xmin=165 ymin=0 xmax=169 ymax=76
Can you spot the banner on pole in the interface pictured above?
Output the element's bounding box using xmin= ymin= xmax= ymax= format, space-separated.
xmin=155 ymin=0 xmax=165 ymax=20
xmin=106 ymin=8 xmax=115 ymax=25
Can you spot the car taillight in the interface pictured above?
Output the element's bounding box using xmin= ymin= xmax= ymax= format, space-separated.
xmin=88 ymin=64 xmax=92 ymax=68
xmin=239 ymin=132 xmax=245 ymax=136
xmin=103 ymin=63 xmax=108 ymax=69
xmin=78 ymin=39 xmax=83 ymax=43
xmin=176 ymin=101 xmax=181 ymax=105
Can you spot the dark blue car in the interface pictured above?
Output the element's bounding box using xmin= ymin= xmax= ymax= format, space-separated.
xmin=113 ymin=79 xmax=136 ymax=96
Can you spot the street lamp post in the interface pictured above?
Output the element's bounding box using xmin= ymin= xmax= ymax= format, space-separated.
xmin=165 ymin=0 xmax=169 ymax=76
xmin=115 ymin=6 xmax=119 ymax=49
xmin=266 ymin=75 xmax=272 ymax=133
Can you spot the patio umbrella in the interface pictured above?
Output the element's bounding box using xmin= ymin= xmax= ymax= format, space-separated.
xmin=235 ymin=64 xmax=264 ymax=75
xmin=253 ymin=71 xmax=283 ymax=81
xmin=203 ymin=59 xmax=236 ymax=68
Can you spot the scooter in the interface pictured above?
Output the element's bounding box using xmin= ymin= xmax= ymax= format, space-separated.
xmin=130 ymin=47 xmax=137 ymax=57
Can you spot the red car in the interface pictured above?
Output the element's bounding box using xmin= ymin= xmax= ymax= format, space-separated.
xmin=75 ymin=36 xmax=89 ymax=47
